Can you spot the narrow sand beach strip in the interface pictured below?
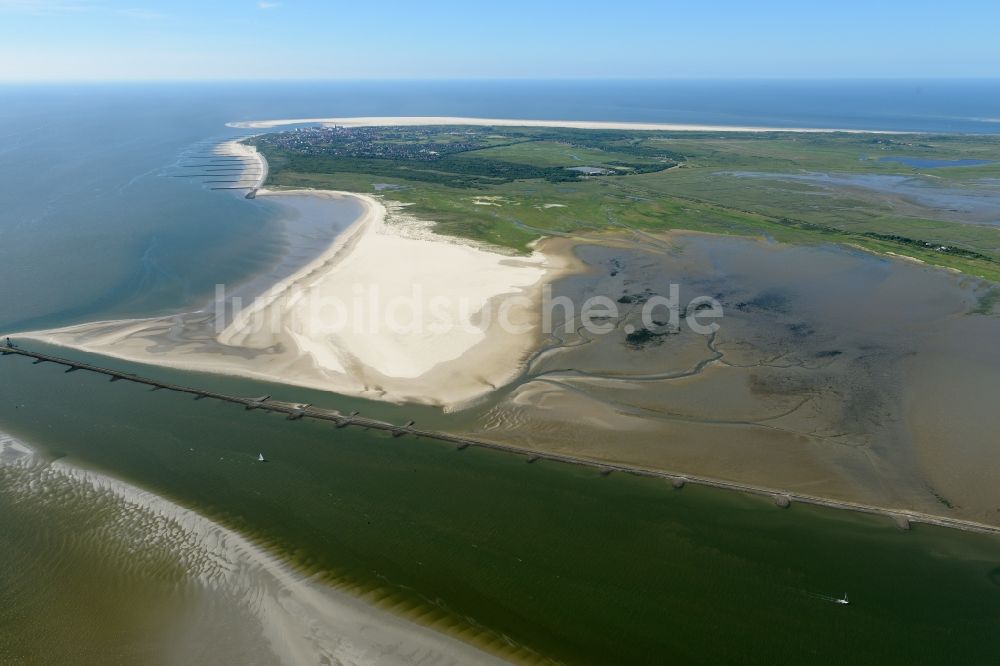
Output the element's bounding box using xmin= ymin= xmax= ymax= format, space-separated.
xmin=19 ymin=191 xmax=571 ymax=408
xmin=226 ymin=115 xmax=902 ymax=134
xmin=0 ymin=433 xmax=504 ymax=665
xmin=213 ymin=138 xmax=267 ymax=189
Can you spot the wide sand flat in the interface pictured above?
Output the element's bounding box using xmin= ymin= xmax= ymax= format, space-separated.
xmin=21 ymin=191 xmax=564 ymax=408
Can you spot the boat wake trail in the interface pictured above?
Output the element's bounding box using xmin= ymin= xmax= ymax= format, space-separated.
xmin=807 ymin=591 xmax=851 ymax=605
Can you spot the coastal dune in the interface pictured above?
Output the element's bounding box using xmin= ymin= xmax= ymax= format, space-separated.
xmin=21 ymin=191 xmax=563 ymax=408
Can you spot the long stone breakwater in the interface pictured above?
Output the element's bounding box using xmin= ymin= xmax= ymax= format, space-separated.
xmin=3 ymin=343 xmax=1000 ymax=537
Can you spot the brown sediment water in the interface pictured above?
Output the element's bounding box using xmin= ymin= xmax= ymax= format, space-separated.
xmin=0 ymin=436 xmax=275 ymax=664
xmin=0 ymin=433 xmax=506 ymax=665
xmin=5 ymin=342 xmax=999 ymax=537
xmin=3 ymin=364 xmax=1000 ymax=664
xmin=470 ymin=230 xmax=1000 ymax=525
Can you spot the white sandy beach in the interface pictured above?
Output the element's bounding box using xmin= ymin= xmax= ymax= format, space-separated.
xmin=0 ymin=432 xmax=503 ymax=665
xmin=226 ymin=115 xmax=897 ymax=134
xmin=21 ymin=190 xmax=566 ymax=408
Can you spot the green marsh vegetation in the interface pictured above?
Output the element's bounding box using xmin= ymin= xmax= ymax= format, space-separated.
xmin=249 ymin=126 xmax=1000 ymax=281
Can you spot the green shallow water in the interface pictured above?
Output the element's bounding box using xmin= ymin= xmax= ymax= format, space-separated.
xmin=2 ymin=350 xmax=1000 ymax=664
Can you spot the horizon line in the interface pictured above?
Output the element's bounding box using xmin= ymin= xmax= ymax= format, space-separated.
xmin=3 ymin=76 xmax=1000 ymax=85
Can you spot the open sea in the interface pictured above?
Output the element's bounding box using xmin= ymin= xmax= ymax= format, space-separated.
xmin=2 ymin=80 xmax=1000 ymax=663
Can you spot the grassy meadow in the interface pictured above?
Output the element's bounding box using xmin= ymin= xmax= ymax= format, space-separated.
xmin=251 ymin=127 xmax=1000 ymax=282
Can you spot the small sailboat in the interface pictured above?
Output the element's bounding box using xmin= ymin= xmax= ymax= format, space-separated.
xmin=257 ymin=453 xmax=266 ymax=462
xmin=834 ymin=593 xmax=849 ymax=605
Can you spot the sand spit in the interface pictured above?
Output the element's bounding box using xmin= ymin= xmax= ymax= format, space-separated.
xmin=21 ymin=191 xmax=567 ymax=408
xmin=0 ymin=433 xmax=503 ymax=665
xmin=226 ymin=115 xmax=901 ymax=134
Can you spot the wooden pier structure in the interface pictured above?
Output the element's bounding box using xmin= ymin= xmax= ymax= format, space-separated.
xmin=4 ymin=342 xmax=1000 ymax=537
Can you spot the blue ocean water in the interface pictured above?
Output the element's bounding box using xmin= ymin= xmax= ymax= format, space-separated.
xmin=1 ymin=79 xmax=999 ymax=333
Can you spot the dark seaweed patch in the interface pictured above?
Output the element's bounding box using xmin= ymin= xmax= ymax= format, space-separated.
xmin=745 ymin=289 xmax=791 ymax=313
xmin=787 ymin=323 xmax=814 ymax=337
xmin=625 ymin=327 xmax=675 ymax=349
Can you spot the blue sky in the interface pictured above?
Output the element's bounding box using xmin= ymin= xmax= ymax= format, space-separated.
xmin=1 ymin=0 xmax=998 ymax=81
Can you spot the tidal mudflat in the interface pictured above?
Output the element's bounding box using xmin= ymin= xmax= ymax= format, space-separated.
xmin=472 ymin=231 xmax=1000 ymax=524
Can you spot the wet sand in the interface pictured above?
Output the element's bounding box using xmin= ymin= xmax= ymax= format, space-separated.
xmin=213 ymin=139 xmax=267 ymax=189
xmin=470 ymin=231 xmax=1000 ymax=524
xmin=902 ymin=314 xmax=1000 ymax=523
xmin=18 ymin=190 xmax=570 ymax=408
xmin=17 ymin=198 xmax=1000 ymax=523
xmin=0 ymin=432 xmax=503 ymax=665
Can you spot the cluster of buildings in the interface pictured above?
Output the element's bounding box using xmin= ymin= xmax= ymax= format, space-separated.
xmin=253 ymin=125 xmax=492 ymax=161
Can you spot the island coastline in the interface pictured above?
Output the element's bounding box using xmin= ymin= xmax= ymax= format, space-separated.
xmin=17 ymin=188 xmax=574 ymax=409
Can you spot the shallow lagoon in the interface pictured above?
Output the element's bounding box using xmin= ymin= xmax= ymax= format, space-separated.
xmin=726 ymin=170 xmax=1000 ymax=227
xmin=879 ymin=156 xmax=995 ymax=168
